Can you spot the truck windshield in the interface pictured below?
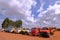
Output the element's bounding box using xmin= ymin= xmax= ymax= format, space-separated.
xmin=42 ymin=28 xmax=48 ymax=30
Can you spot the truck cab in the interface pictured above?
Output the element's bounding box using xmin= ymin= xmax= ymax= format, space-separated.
xmin=40 ymin=27 xmax=51 ymax=37
xmin=40 ymin=27 xmax=50 ymax=33
xmin=31 ymin=28 xmax=40 ymax=36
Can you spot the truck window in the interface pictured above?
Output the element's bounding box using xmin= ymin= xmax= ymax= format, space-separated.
xmin=42 ymin=28 xmax=48 ymax=30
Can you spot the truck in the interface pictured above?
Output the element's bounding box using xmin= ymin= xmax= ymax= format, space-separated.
xmin=31 ymin=28 xmax=40 ymax=36
xmin=20 ymin=28 xmax=30 ymax=35
xmin=5 ymin=27 xmax=15 ymax=33
xmin=40 ymin=26 xmax=56 ymax=37
xmin=40 ymin=27 xmax=51 ymax=37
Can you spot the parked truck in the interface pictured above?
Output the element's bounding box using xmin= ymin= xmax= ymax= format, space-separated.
xmin=20 ymin=28 xmax=30 ymax=35
xmin=5 ymin=27 xmax=15 ymax=33
xmin=31 ymin=28 xmax=40 ymax=36
xmin=40 ymin=27 xmax=51 ymax=37
xmin=40 ymin=26 xmax=56 ymax=37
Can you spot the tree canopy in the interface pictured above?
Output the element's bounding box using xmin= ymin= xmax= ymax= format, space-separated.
xmin=15 ymin=20 xmax=22 ymax=28
xmin=2 ymin=18 xmax=22 ymax=29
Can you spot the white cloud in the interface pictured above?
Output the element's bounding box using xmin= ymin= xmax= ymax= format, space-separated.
xmin=53 ymin=17 xmax=56 ymax=21
xmin=9 ymin=0 xmax=37 ymax=17
xmin=37 ymin=0 xmax=45 ymax=13
xmin=43 ymin=21 xmax=50 ymax=25
xmin=9 ymin=18 xmax=17 ymax=21
xmin=0 ymin=0 xmax=37 ymax=28
xmin=27 ymin=17 xmax=35 ymax=22
xmin=37 ymin=1 xmax=60 ymax=27
xmin=0 ymin=0 xmax=37 ymax=19
xmin=48 ymin=3 xmax=60 ymax=15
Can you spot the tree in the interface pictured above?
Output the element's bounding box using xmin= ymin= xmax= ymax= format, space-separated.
xmin=2 ymin=18 xmax=15 ymax=29
xmin=2 ymin=18 xmax=22 ymax=29
xmin=2 ymin=18 xmax=10 ymax=29
xmin=15 ymin=20 xmax=22 ymax=28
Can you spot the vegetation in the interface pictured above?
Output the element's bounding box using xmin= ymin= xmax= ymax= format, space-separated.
xmin=15 ymin=20 xmax=22 ymax=28
xmin=2 ymin=18 xmax=10 ymax=29
xmin=2 ymin=18 xmax=22 ymax=29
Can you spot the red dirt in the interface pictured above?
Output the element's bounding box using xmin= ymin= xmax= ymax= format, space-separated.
xmin=0 ymin=31 xmax=60 ymax=40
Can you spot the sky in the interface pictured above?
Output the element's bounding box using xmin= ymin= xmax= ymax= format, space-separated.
xmin=0 ymin=0 xmax=60 ymax=29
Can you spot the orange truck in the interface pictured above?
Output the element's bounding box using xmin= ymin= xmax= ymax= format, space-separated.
xmin=40 ymin=27 xmax=51 ymax=37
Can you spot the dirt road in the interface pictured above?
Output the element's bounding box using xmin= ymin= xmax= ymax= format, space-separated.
xmin=0 ymin=31 xmax=60 ymax=40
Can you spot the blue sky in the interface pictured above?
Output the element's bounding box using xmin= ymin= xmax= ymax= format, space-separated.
xmin=31 ymin=0 xmax=60 ymax=19
xmin=31 ymin=0 xmax=41 ymax=18
xmin=0 ymin=0 xmax=60 ymax=28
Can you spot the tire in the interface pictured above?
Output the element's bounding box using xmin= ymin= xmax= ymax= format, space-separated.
xmin=20 ymin=31 xmax=24 ymax=34
xmin=25 ymin=31 xmax=29 ymax=35
xmin=40 ymin=32 xmax=50 ymax=38
xmin=5 ymin=30 xmax=9 ymax=32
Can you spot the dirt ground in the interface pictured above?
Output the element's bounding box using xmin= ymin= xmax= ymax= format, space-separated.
xmin=0 ymin=31 xmax=60 ymax=40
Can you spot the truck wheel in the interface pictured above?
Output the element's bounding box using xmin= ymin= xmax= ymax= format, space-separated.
xmin=20 ymin=31 xmax=24 ymax=34
xmin=25 ymin=31 xmax=29 ymax=35
xmin=40 ymin=32 xmax=50 ymax=38
xmin=44 ymin=33 xmax=50 ymax=37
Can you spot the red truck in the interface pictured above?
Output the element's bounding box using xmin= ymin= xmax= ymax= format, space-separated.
xmin=31 ymin=28 xmax=40 ymax=36
xmin=28 ymin=26 xmax=56 ymax=37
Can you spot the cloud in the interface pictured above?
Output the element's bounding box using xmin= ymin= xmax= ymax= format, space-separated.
xmin=1 ymin=0 xmax=60 ymax=28
xmin=9 ymin=18 xmax=17 ymax=21
xmin=0 ymin=0 xmax=37 ymax=19
xmin=37 ymin=1 xmax=60 ymax=27
xmin=37 ymin=0 xmax=45 ymax=13
xmin=0 ymin=0 xmax=37 ymax=28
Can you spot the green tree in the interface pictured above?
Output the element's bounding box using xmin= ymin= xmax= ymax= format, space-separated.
xmin=15 ymin=20 xmax=22 ymax=28
xmin=2 ymin=18 xmax=22 ymax=29
xmin=9 ymin=20 xmax=15 ymax=26
xmin=2 ymin=18 xmax=10 ymax=29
